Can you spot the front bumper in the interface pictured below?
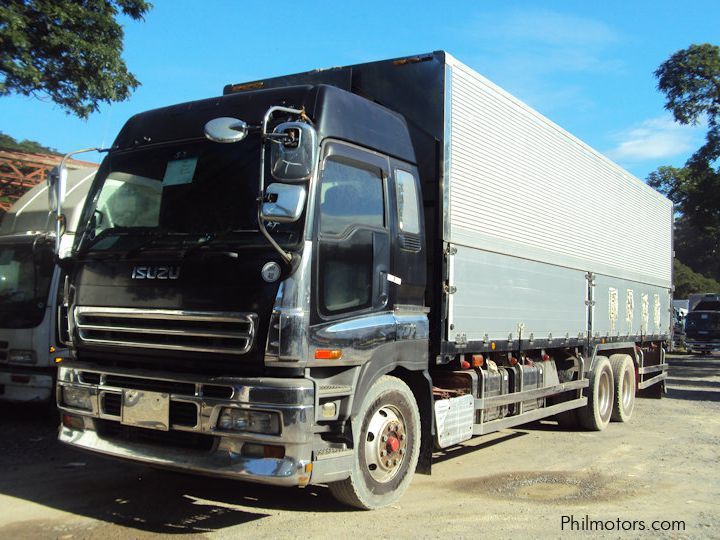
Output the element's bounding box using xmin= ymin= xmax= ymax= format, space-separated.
xmin=685 ymin=340 xmax=720 ymax=353
xmin=57 ymin=363 xmax=323 ymax=487
xmin=0 ymin=365 xmax=54 ymax=402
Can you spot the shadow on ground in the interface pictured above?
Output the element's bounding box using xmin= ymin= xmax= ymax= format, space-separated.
xmin=666 ymin=354 xmax=720 ymax=402
xmin=0 ymin=354 xmax=716 ymax=533
xmin=0 ymin=403 xmax=345 ymax=535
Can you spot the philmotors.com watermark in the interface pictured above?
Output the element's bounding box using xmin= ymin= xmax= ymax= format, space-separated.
xmin=561 ymin=514 xmax=686 ymax=533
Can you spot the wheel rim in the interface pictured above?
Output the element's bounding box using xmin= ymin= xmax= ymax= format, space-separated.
xmin=364 ymin=405 xmax=407 ymax=483
xmin=598 ymin=370 xmax=612 ymax=419
xmin=622 ymin=368 xmax=634 ymax=410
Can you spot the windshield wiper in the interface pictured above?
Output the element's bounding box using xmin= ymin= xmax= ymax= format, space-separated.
xmin=123 ymin=231 xmax=194 ymax=259
xmin=78 ymin=228 xmax=168 ymax=258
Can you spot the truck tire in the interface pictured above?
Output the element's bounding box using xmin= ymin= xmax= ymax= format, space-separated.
xmin=577 ymin=356 xmax=614 ymax=431
xmin=328 ymin=375 xmax=420 ymax=510
xmin=608 ymin=354 xmax=636 ymax=422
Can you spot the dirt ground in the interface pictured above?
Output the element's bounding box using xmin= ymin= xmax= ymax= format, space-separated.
xmin=0 ymin=353 xmax=718 ymax=539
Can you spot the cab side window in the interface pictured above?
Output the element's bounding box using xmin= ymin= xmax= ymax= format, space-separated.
xmin=394 ymin=169 xmax=420 ymax=234
xmin=320 ymin=160 xmax=384 ymax=235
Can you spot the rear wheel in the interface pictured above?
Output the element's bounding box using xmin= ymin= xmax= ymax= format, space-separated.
xmin=578 ymin=356 xmax=614 ymax=431
xmin=609 ymin=354 xmax=636 ymax=422
xmin=328 ymin=375 xmax=420 ymax=510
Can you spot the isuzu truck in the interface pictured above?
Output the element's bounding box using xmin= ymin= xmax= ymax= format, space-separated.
xmin=0 ymin=167 xmax=95 ymax=402
xmin=53 ymin=52 xmax=671 ymax=509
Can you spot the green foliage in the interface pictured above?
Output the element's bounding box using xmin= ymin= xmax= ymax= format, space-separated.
xmin=651 ymin=44 xmax=720 ymax=284
xmin=673 ymin=258 xmax=720 ymax=299
xmin=674 ymin=216 xmax=720 ymax=282
xmin=655 ymin=43 xmax=720 ymax=167
xmin=0 ymin=131 xmax=59 ymax=154
xmin=0 ymin=0 xmax=152 ymax=119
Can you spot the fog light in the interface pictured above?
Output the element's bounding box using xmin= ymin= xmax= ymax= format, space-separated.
xmin=62 ymin=413 xmax=85 ymax=430
xmin=217 ymin=408 xmax=280 ymax=435
xmin=62 ymin=386 xmax=93 ymax=411
xmin=8 ymin=350 xmax=36 ymax=365
xmin=242 ymin=443 xmax=285 ymax=459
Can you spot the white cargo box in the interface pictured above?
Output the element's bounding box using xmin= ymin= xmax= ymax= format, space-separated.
xmin=442 ymin=54 xmax=673 ymax=343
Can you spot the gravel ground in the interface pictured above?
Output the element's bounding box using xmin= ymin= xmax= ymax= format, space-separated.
xmin=0 ymin=353 xmax=718 ymax=539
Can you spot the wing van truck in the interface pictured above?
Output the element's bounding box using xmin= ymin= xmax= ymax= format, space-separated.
xmin=0 ymin=168 xmax=95 ymax=402
xmin=53 ymin=52 xmax=671 ymax=509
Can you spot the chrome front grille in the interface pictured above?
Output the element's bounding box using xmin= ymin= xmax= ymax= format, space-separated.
xmin=75 ymin=307 xmax=257 ymax=355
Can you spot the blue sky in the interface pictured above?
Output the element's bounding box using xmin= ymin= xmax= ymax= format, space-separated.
xmin=1 ymin=0 xmax=718 ymax=179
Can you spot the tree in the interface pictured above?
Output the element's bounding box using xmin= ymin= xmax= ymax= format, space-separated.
xmin=673 ymin=258 xmax=720 ymax=299
xmin=0 ymin=131 xmax=59 ymax=154
xmin=655 ymin=43 xmax=720 ymax=168
xmin=0 ymin=0 xmax=151 ymax=119
xmin=649 ymin=44 xmax=720 ymax=283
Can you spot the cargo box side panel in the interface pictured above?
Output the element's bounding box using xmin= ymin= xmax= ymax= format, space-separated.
xmin=450 ymin=246 xmax=587 ymax=343
xmin=444 ymin=55 xmax=673 ymax=289
xmin=592 ymin=274 xmax=672 ymax=339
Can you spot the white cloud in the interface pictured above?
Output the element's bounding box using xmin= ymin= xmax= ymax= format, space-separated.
xmin=465 ymin=9 xmax=623 ymax=76
xmin=492 ymin=10 xmax=620 ymax=48
xmin=606 ymin=116 xmax=702 ymax=162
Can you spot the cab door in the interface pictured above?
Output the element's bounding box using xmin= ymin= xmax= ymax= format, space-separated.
xmin=312 ymin=142 xmax=391 ymax=323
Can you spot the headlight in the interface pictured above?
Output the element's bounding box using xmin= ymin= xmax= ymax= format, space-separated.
xmin=8 ymin=350 xmax=36 ymax=365
xmin=61 ymin=386 xmax=93 ymax=411
xmin=217 ymin=408 xmax=280 ymax=435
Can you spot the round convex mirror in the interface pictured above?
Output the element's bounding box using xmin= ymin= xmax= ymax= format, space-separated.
xmin=204 ymin=117 xmax=248 ymax=143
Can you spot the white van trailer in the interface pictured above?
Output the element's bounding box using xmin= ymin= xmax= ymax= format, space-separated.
xmin=0 ymin=168 xmax=95 ymax=402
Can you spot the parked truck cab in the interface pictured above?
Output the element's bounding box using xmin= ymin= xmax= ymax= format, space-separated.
xmin=0 ymin=168 xmax=95 ymax=402
xmin=55 ymin=52 xmax=671 ymax=509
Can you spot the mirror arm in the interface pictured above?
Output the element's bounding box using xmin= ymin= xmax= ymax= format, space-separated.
xmin=53 ymin=147 xmax=109 ymax=255
xmin=256 ymin=201 xmax=292 ymax=264
xmin=255 ymin=106 xmax=306 ymax=266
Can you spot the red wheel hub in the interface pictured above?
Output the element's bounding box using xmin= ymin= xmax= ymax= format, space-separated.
xmin=387 ymin=436 xmax=400 ymax=453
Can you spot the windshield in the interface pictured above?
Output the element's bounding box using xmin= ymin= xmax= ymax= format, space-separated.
xmin=0 ymin=241 xmax=55 ymax=328
xmin=75 ymin=138 xmax=303 ymax=254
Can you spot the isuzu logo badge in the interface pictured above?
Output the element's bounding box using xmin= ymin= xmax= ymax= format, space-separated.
xmin=131 ymin=266 xmax=180 ymax=280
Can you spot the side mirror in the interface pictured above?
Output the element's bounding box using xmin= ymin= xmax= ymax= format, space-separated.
xmin=261 ymin=183 xmax=307 ymax=223
xmin=270 ymin=122 xmax=317 ymax=182
xmin=47 ymin=165 xmax=67 ymax=213
xmin=204 ymin=117 xmax=248 ymax=143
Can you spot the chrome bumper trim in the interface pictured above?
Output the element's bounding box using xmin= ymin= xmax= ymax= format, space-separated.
xmin=58 ymin=425 xmax=311 ymax=486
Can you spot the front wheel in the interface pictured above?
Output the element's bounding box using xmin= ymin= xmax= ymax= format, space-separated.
xmin=328 ymin=375 xmax=420 ymax=510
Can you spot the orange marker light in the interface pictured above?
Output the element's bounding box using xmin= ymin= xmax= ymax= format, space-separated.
xmin=472 ymin=354 xmax=484 ymax=368
xmin=314 ymin=349 xmax=342 ymax=360
xmin=49 ymin=346 xmax=56 ymax=353
xmin=54 ymin=357 xmax=63 ymax=364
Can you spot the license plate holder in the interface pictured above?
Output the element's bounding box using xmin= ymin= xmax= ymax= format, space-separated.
xmin=121 ymin=389 xmax=170 ymax=431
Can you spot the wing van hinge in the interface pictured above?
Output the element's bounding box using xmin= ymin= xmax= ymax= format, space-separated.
xmin=444 ymin=283 xmax=457 ymax=294
xmin=455 ymin=333 xmax=467 ymax=348
xmin=445 ymin=245 xmax=457 ymax=256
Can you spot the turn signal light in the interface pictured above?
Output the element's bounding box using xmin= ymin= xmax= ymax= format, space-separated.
xmin=472 ymin=354 xmax=484 ymax=368
xmin=315 ymin=349 xmax=342 ymax=360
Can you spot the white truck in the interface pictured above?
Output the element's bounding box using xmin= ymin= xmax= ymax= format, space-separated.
xmin=0 ymin=168 xmax=95 ymax=402
xmin=53 ymin=52 xmax=671 ymax=509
